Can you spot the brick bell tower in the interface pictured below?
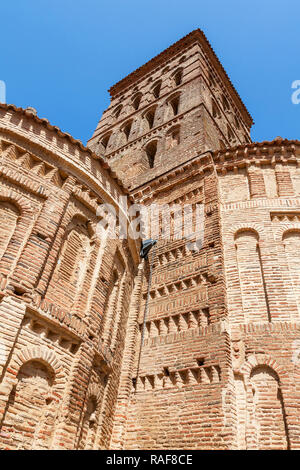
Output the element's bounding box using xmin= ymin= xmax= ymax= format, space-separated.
xmin=87 ymin=29 xmax=252 ymax=190
xmin=89 ymin=31 xmax=300 ymax=451
xmin=87 ymin=30 xmax=255 ymax=450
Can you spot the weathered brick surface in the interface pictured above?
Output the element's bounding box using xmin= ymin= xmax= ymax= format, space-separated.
xmin=88 ymin=30 xmax=252 ymax=190
xmin=0 ymin=29 xmax=298 ymax=450
xmin=0 ymin=105 xmax=138 ymax=449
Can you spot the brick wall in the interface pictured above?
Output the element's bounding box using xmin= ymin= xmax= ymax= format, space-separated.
xmin=0 ymin=29 xmax=299 ymax=451
xmin=0 ymin=105 xmax=139 ymax=449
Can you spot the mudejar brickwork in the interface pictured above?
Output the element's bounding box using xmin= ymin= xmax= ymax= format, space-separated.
xmin=0 ymin=29 xmax=299 ymax=449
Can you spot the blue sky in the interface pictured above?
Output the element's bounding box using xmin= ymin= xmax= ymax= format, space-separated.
xmin=2 ymin=0 xmax=300 ymax=145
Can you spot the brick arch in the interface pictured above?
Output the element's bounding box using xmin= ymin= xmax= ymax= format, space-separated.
xmin=166 ymin=123 xmax=181 ymax=135
xmin=47 ymin=208 xmax=98 ymax=315
xmin=67 ymin=214 xmax=95 ymax=239
xmin=164 ymin=90 xmax=181 ymax=105
xmin=63 ymin=204 xmax=97 ymax=238
xmin=241 ymin=353 xmax=291 ymax=450
xmin=58 ymin=211 xmax=97 ymax=257
xmin=10 ymin=345 xmax=66 ymax=397
xmin=143 ymin=138 xmax=160 ymax=169
xmin=61 ymin=213 xmax=97 ymax=266
xmin=64 ymin=205 xmax=90 ymax=228
xmin=0 ymin=189 xmax=34 ymax=273
xmin=52 ymin=210 xmax=95 ymax=276
xmin=228 ymin=223 xmax=264 ymax=240
xmin=234 ymin=228 xmax=259 ymax=243
xmin=86 ymin=383 xmax=104 ymax=406
xmin=143 ymin=135 xmax=162 ymax=149
xmin=142 ymin=103 xmax=158 ymax=118
xmin=240 ymin=353 xmax=287 ymax=383
xmin=273 ymin=223 xmax=300 ymax=242
xmin=171 ymin=67 xmax=183 ymax=84
xmin=0 ymin=190 xmax=33 ymax=217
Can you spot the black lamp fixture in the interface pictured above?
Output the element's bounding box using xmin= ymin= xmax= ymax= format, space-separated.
xmin=139 ymin=239 xmax=157 ymax=260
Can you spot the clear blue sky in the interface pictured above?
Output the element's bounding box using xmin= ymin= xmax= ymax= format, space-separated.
xmin=2 ymin=0 xmax=300 ymax=145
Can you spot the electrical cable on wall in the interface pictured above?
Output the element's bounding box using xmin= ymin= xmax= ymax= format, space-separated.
xmin=135 ymin=239 xmax=157 ymax=381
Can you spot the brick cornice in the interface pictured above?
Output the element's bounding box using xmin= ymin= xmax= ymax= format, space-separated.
xmin=130 ymin=150 xmax=214 ymax=202
xmin=129 ymin=138 xmax=300 ymax=207
xmin=0 ymin=103 xmax=131 ymax=195
xmin=213 ymin=138 xmax=300 ymax=172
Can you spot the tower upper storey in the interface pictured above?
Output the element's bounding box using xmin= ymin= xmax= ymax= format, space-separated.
xmin=87 ymin=30 xmax=253 ymax=190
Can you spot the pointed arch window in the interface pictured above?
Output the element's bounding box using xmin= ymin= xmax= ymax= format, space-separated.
xmin=169 ymin=94 xmax=180 ymax=116
xmin=123 ymin=120 xmax=133 ymax=141
xmin=113 ymin=104 xmax=122 ymax=119
xmin=144 ymin=106 xmax=156 ymax=130
xmin=145 ymin=140 xmax=158 ymax=168
xmin=132 ymin=92 xmax=142 ymax=110
xmin=173 ymin=68 xmax=183 ymax=86
xmin=152 ymin=80 xmax=162 ymax=99
xmin=99 ymin=132 xmax=112 ymax=153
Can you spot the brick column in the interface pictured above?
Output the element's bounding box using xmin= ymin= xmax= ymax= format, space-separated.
xmin=52 ymin=342 xmax=95 ymax=449
xmin=247 ymin=166 xmax=266 ymax=198
xmin=110 ymin=274 xmax=128 ymax=352
xmin=0 ymin=296 xmax=26 ymax=424
xmin=0 ymin=296 xmax=26 ymax=377
xmin=110 ymin=262 xmax=144 ymax=449
xmin=275 ymin=164 xmax=294 ymax=196
xmin=258 ymin=240 xmax=299 ymax=321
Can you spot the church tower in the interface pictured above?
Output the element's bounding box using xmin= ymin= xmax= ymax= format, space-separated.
xmin=90 ymin=31 xmax=299 ymax=450
xmin=87 ymin=30 xmax=253 ymax=190
xmin=88 ymin=31 xmax=254 ymax=449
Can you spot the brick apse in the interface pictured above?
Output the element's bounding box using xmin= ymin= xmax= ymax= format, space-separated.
xmin=0 ymin=29 xmax=299 ymax=449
